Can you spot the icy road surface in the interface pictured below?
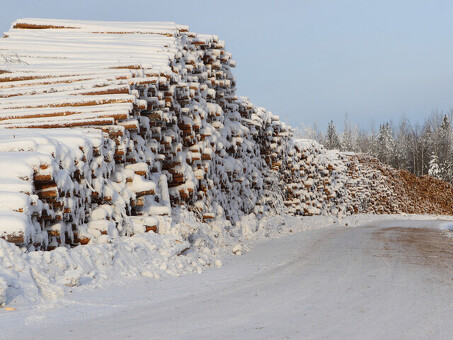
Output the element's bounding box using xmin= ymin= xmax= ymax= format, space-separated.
xmin=2 ymin=219 xmax=453 ymax=340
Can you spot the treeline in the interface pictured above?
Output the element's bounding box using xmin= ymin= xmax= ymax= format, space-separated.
xmin=296 ymin=112 xmax=453 ymax=183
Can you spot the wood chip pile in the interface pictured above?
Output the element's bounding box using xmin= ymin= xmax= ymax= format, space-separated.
xmin=345 ymin=154 xmax=453 ymax=215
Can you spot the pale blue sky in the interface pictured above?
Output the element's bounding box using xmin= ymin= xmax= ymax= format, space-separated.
xmin=1 ymin=0 xmax=453 ymax=130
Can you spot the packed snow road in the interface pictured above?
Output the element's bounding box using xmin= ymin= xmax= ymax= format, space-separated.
xmin=1 ymin=219 xmax=453 ymax=340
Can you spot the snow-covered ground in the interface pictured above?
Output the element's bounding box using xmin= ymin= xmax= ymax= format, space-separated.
xmin=1 ymin=214 xmax=453 ymax=339
xmin=0 ymin=211 xmax=337 ymax=307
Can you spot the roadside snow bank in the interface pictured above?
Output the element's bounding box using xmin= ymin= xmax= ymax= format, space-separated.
xmin=338 ymin=213 xmax=453 ymax=228
xmin=439 ymin=222 xmax=453 ymax=231
xmin=439 ymin=221 xmax=453 ymax=240
xmin=0 ymin=210 xmax=338 ymax=306
xmin=0 ymin=227 xmax=193 ymax=306
xmin=1 ymin=211 xmax=452 ymax=307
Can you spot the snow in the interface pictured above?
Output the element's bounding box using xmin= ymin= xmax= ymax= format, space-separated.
xmin=147 ymin=206 xmax=171 ymax=216
xmin=0 ymin=177 xmax=32 ymax=194
xmin=0 ymin=210 xmax=331 ymax=307
xmin=0 ymin=211 xmax=451 ymax=307
xmin=439 ymin=221 xmax=453 ymax=231
xmin=0 ymin=20 xmax=452 ymax=338
xmin=0 ymin=212 xmax=29 ymax=237
xmin=12 ymin=18 xmax=186 ymax=35
xmin=0 ymin=192 xmax=31 ymax=213
xmin=0 ymin=214 xmax=452 ymax=339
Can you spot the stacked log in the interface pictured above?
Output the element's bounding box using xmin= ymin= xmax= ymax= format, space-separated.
xmin=1 ymin=18 xmax=452 ymax=250
xmin=0 ymin=128 xmax=118 ymax=249
xmin=343 ymin=154 xmax=400 ymax=214
xmin=281 ymin=140 xmax=349 ymax=216
xmin=0 ymin=19 xmax=273 ymax=248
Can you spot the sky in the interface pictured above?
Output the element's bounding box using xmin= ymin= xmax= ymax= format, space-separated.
xmin=1 ymin=0 xmax=453 ymax=131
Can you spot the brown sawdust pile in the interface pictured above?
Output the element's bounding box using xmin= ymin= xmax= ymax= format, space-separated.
xmin=347 ymin=154 xmax=453 ymax=215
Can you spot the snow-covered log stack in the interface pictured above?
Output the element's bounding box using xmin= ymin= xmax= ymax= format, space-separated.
xmin=1 ymin=19 xmax=452 ymax=250
xmin=0 ymin=18 xmax=285 ymax=249
xmin=0 ymin=128 xmax=120 ymax=248
xmin=344 ymin=154 xmax=401 ymax=214
xmin=281 ymin=140 xmax=349 ymax=216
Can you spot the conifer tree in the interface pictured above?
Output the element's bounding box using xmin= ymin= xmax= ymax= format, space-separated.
xmin=325 ymin=120 xmax=341 ymax=150
xmin=376 ymin=123 xmax=394 ymax=164
xmin=428 ymin=153 xmax=441 ymax=179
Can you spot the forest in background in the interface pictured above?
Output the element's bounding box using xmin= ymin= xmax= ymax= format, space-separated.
xmin=296 ymin=112 xmax=453 ymax=183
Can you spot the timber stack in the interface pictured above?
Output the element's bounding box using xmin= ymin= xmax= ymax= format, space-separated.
xmin=0 ymin=18 xmax=286 ymax=249
xmin=0 ymin=19 xmax=452 ymax=250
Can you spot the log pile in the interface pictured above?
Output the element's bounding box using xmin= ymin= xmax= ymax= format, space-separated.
xmin=0 ymin=18 xmax=276 ymax=248
xmin=344 ymin=154 xmax=400 ymax=214
xmin=281 ymin=140 xmax=349 ymax=216
xmin=0 ymin=18 xmax=452 ymax=250
xmin=0 ymin=129 xmax=105 ymax=246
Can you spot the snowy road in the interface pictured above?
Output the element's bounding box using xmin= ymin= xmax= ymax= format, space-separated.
xmin=2 ymin=219 xmax=453 ymax=339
